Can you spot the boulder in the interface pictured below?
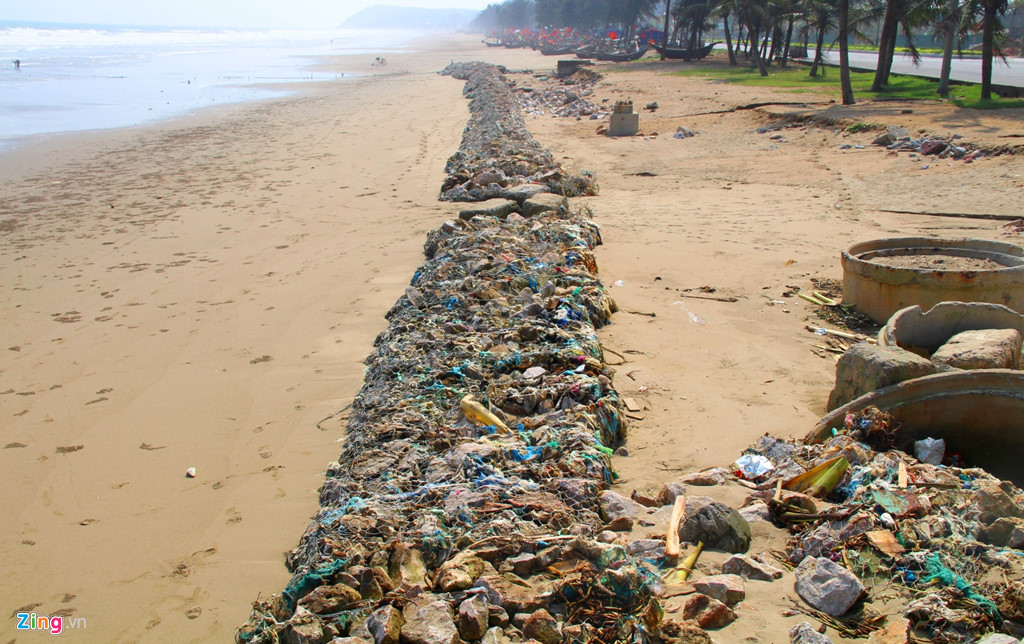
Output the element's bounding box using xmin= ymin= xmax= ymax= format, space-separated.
xmin=678 ymin=501 xmax=751 ymax=553
xmin=828 ymin=344 xmax=938 ymax=411
xmin=984 ymin=517 xmax=1024 ymax=548
xmin=458 ymin=595 xmax=490 ymax=642
xmin=401 ymin=598 xmax=459 ymax=644
xmin=914 ymin=438 xmax=945 ymax=466
xmin=681 ymin=467 xmax=729 ymax=486
xmin=931 ymin=328 xmax=1023 ymax=370
xmin=504 ymin=184 xmax=551 ymax=204
xmin=657 ymin=482 xmax=687 ymax=506
xmin=598 ymin=490 xmax=642 ymax=522
xmin=297 ymin=583 xmax=362 ymax=614
xmin=789 ymin=621 xmax=834 ymax=643
xmin=794 ymin=557 xmax=865 ymax=616
xmin=435 ymin=551 xmax=486 ymax=592
xmin=521 ymin=193 xmax=567 ymax=217
xmin=692 ymin=574 xmax=745 ymax=605
xmin=972 ymin=481 xmax=1023 ymax=524
xmin=473 ymin=574 xmax=546 ymax=613
xmin=522 ymin=608 xmax=561 ymax=644
xmin=738 ymin=501 xmax=772 ymax=523
xmin=722 ymin=554 xmax=784 ymax=581
xmin=481 ymin=627 xmax=513 ymax=644
xmin=458 ymin=199 xmax=519 ymax=221
xmin=681 ymin=594 xmax=737 ymax=629
xmin=282 ymin=613 xmax=327 ymax=644
xmin=366 ymin=604 xmax=403 ymax=644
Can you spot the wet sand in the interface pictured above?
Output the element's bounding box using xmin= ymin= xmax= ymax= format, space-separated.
xmin=2 ymin=34 xmax=1022 ymax=642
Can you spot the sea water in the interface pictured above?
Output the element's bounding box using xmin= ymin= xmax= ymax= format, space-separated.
xmin=0 ymin=21 xmax=417 ymax=150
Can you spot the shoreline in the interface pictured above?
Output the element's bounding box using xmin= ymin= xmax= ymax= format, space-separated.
xmin=0 ymin=33 xmax=509 ymax=641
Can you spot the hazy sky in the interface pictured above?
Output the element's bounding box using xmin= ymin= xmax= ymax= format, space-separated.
xmin=5 ymin=0 xmax=493 ymax=29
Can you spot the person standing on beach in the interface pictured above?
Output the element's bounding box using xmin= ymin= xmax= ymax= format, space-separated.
xmin=13 ymin=59 xmax=21 ymax=70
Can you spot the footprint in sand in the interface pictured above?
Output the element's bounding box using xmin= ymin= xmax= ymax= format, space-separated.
xmin=225 ymin=508 xmax=242 ymax=524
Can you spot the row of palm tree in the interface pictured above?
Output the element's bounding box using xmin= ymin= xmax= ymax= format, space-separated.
xmin=477 ymin=0 xmax=1017 ymax=102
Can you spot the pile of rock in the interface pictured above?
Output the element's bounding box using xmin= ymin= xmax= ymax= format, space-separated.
xmin=439 ymin=62 xmax=598 ymax=202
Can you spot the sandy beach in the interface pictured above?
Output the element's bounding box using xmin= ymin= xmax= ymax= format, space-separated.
xmin=2 ymin=33 xmax=1022 ymax=642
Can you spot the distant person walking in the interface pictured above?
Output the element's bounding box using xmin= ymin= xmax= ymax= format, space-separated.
xmin=13 ymin=59 xmax=21 ymax=70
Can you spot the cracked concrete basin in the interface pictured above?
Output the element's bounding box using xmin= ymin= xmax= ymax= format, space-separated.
xmin=842 ymin=238 xmax=1024 ymax=324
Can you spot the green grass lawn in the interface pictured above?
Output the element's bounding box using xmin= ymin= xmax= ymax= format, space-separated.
xmin=665 ymin=61 xmax=1024 ymax=109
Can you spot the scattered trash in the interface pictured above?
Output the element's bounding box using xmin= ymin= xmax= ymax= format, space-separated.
xmin=185 ymin=467 xmax=196 ymax=478
xmin=734 ymin=454 xmax=774 ymax=481
xmin=439 ymin=62 xmax=598 ymax=203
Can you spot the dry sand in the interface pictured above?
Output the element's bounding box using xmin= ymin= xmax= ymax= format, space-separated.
xmin=1 ymin=34 xmax=1022 ymax=642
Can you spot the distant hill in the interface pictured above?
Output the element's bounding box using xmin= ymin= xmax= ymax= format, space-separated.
xmin=340 ymin=5 xmax=481 ymax=30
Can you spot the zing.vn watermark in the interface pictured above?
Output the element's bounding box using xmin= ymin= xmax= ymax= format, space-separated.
xmin=16 ymin=612 xmax=86 ymax=635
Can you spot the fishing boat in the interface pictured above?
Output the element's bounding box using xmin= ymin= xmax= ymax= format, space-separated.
xmin=649 ymin=41 xmax=718 ymax=61
xmin=540 ymin=45 xmax=576 ymax=56
xmin=593 ymin=47 xmax=651 ymax=62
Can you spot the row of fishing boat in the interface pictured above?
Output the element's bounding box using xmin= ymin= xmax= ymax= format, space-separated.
xmin=482 ymin=36 xmax=717 ymax=63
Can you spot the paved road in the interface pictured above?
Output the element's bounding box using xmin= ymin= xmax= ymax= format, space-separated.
xmin=812 ymin=49 xmax=1024 ymax=88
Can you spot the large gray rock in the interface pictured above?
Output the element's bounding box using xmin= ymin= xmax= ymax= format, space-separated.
xmin=678 ymin=501 xmax=751 ymax=553
xmin=790 ymin=620 xmax=834 ymax=643
xmin=983 ymin=517 xmax=1024 ymax=548
xmin=598 ymin=490 xmax=642 ymax=522
xmin=283 ymin=612 xmax=327 ymax=644
xmin=521 ymin=193 xmax=567 ymax=217
xmin=473 ymin=574 xmax=546 ymax=613
xmin=458 ymin=198 xmax=519 ymax=221
xmin=931 ymin=328 xmax=1023 ymax=370
xmin=481 ymin=627 xmax=513 ymax=644
xmin=401 ymin=598 xmax=460 ymax=644
xmin=722 ymin=553 xmax=784 ymax=581
xmin=681 ymin=593 xmax=737 ymax=629
xmin=692 ymin=574 xmax=745 ymax=605
xmin=504 ymin=184 xmax=550 ymax=204
xmin=457 ymin=594 xmax=489 ymax=642
xmin=366 ymin=604 xmax=403 ymax=644
xmin=794 ymin=557 xmax=865 ymax=616
xmin=828 ymin=343 xmax=937 ymax=411
xmin=522 ymin=608 xmax=561 ymax=644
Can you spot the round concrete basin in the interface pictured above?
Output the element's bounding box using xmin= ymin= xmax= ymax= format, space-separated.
xmin=878 ymin=301 xmax=1024 ymax=356
xmin=842 ymin=238 xmax=1024 ymax=324
xmin=809 ymin=370 xmax=1024 ymax=484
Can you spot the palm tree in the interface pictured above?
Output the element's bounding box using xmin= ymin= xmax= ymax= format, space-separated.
xmin=933 ymin=0 xmax=966 ymax=94
xmin=979 ymin=0 xmax=1010 ymax=99
xmin=805 ymin=0 xmax=838 ymax=75
xmin=839 ymin=0 xmax=856 ymax=102
xmin=871 ymin=0 xmax=929 ymax=90
xmin=674 ymin=0 xmax=719 ymax=48
xmin=736 ymin=0 xmax=776 ymax=74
